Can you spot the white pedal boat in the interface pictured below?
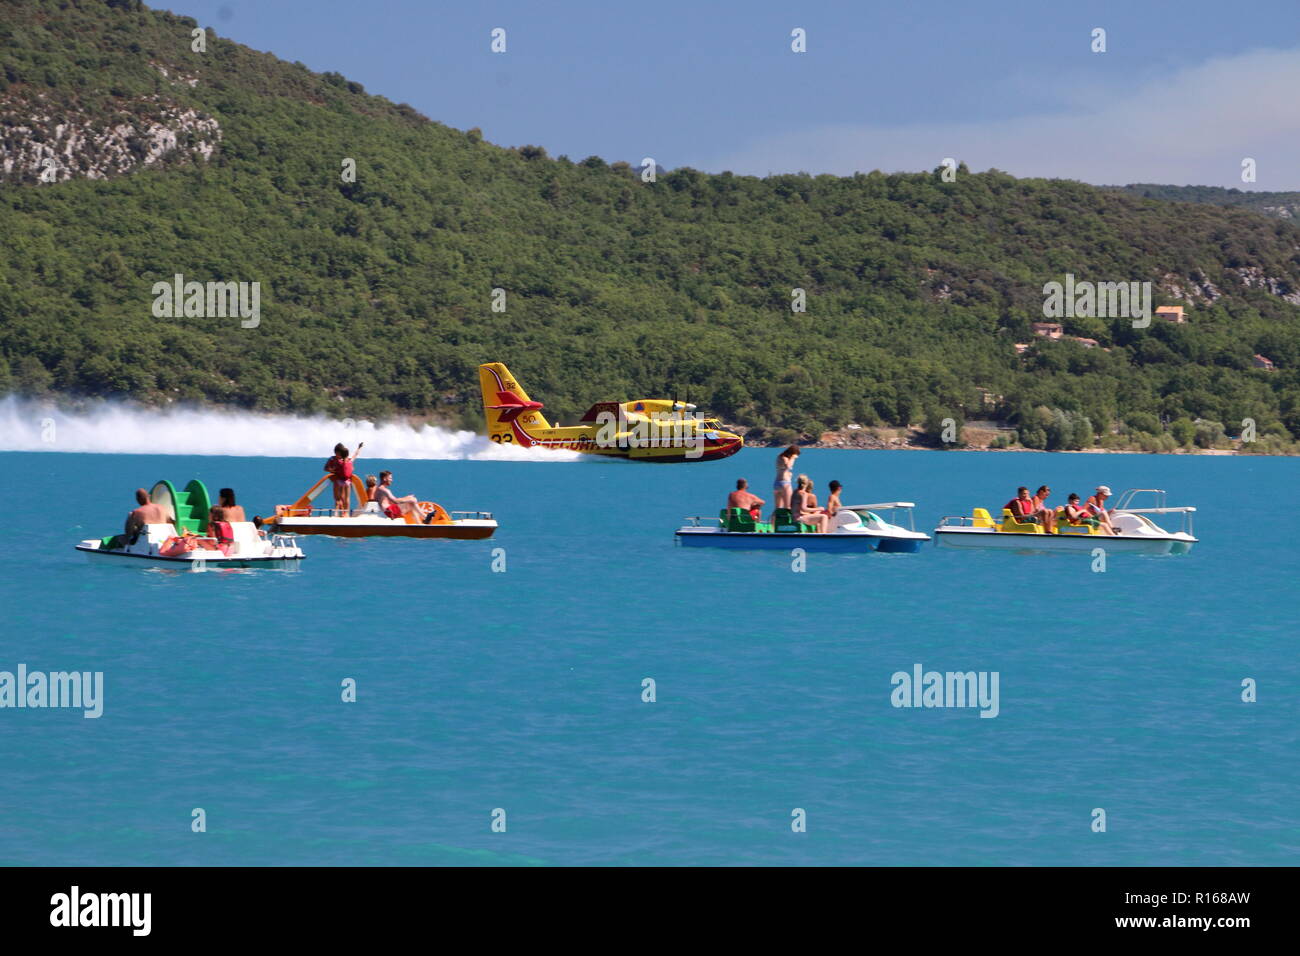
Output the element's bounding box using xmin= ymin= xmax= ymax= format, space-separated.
xmin=262 ymin=475 xmax=497 ymax=539
xmin=77 ymin=522 xmax=305 ymax=568
xmin=677 ymin=502 xmax=931 ymax=553
xmin=934 ymin=489 xmax=1197 ymax=555
xmin=75 ymin=478 xmax=305 ymax=569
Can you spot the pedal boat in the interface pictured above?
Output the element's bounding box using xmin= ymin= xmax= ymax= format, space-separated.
xmin=262 ymin=475 xmax=497 ymax=539
xmin=676 ymin=503 xmax=931 ymax=552
xmin=934 ymin=489 xmax=1196 ymax=555
xmin=75 ymin=479 xmax=305 ymax=568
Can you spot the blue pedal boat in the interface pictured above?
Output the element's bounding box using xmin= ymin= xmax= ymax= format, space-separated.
xmin=675 ymin=503 xmax=931 ymax=553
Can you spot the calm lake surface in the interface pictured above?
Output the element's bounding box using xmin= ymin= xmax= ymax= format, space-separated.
xmin=1 ymin=448 xmax=1296 ymax=865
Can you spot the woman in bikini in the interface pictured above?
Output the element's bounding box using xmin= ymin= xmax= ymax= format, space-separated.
xmin=773 ymin=445 xmax=799 ymax=514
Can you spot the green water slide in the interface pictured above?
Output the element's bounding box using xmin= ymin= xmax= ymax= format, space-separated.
xmin=148 ymin=479 xmax=212 ymax=533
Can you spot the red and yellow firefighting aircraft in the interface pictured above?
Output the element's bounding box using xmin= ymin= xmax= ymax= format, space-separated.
xmin=478 ymin=362 xmax=742 ymax=462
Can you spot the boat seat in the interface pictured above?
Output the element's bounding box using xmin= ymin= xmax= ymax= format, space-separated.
xmin=832 ymin=510 xmax=863 ymax=530
xmin=227 ymin=521 xmax=263 ymax=555
xmin=720 ymin=507 xmax=772 ymax=533
xmin=772 ymin=508 xmax=815 ymax=533
xmin=999 ymin=508 xmax=1041 ymax=533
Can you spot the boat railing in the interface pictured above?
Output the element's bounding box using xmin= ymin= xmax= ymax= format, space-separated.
xmin=449 ymin=510 xmax=494 ymax=521
xmin=936 ymin=514 xmax=978 ymax=528
xmin=681 ymin=515 xmax=723 ymax=528
xmin=1111 ymin=490 xmax=1195 ymax=536
xmin=1112 ymin=488 xmax=1169 ymax=511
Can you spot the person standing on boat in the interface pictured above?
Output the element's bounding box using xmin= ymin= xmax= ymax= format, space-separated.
xmin=727 ymin=478 xmax=765 ymax=517
xmin=324 ymin=442 xmax=363 ymax=515
xmin=772 ymin=446 xmax=799 ymax=514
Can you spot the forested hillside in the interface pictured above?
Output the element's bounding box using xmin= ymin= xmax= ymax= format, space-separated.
xmin=1110 ymin=184 xmax=1300 ymax=222
xmin=3 ymin=0 xmax=1300 ymax=451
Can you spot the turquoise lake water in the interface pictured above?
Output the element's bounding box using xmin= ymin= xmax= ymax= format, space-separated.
xmin=1 ymin=447 xmax=1296 ymax=866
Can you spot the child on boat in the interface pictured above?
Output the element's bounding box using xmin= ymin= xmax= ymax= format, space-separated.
xmin=324 ymin=442 xmax=363 ymax=515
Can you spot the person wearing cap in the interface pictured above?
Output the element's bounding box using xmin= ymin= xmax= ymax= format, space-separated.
xmin=1085 ymin=486 xmax=1117 ymax=534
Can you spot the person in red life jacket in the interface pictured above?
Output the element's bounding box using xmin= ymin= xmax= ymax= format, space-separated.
xmin=206 ymin=505 xmax=235 ymax=554
xmin=727 ymin=478 xmax=765 ymax=517
xmin=1003 ymin=486 xmax=1034 ymax=522
xmin=372 ymin=470 xmax=429 ymax=521
xmin=1060 ymin=493 xmax=1099 ymax=528
xmin=1085 ymin=485 xmax=1117 ymax=534
xmin=324 ymin=442 xmax=364 ymax=515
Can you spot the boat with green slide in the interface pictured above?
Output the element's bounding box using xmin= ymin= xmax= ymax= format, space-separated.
xmin=75 ymin=478 xmax=305 ymax=569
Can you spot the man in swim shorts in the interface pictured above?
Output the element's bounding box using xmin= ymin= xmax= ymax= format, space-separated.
xmin=727 ymin=478 xmax=765 ymax=515
xmin=373 ymin=470 xmax=428 ymax=521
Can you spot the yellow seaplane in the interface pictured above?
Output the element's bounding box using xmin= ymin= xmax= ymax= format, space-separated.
xmin=478 ymin=362 xmax=743 ymax=462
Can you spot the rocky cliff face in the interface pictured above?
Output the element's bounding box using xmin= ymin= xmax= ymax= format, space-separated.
xmin=0 ymin=86 xmax=220 ymax=185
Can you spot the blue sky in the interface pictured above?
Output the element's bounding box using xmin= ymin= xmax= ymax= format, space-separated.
xmin=170 ymin=0 xmax=1300 ymax=189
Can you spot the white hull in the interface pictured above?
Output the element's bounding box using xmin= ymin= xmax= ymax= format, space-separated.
xmin=77 ymin=522 xmax=305 ymax=569
xmin=935 ymin=528 xmax=1195 ymax=555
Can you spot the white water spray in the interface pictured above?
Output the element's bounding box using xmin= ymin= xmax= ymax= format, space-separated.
xmin=0 ymin=395 xmax=579 ymax=461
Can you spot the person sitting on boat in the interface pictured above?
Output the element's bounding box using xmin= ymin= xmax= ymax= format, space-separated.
xmin=216 ymin=488 xmax=245 ymax=523
xmin=826 ymin=480 xmax=843 ymax=517
xmin=324 ymin=442 xmax=364 ymax=515
xmin=1085 ymin=486 xmax=1117 ymax=534
xmin=1060 ymin=493 xmax=1099 ymax=529
xmin=772 ymin=446 xmax=799 ymax=514
xmin=206 ymin=506 xmax=235 ymax=552
xmin=1030 ymin=485 xmax=1056 ymax=533
xmin=792 ymin=475 xmax=831 ymax=533
xmin=727 ymin=479 xmax=765 ymax=518
xmin=124 ymin=488 xmax=167 ymax=541
xmin=373 ymin=470 xmax=429 ymax=521
xmin=363 ymin=475 xmax=379 ymax=503
xmin=1004 ymin=486 xmax=1050 ymax=529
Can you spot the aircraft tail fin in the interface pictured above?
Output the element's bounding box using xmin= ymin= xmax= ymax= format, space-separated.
xmin=479 ymin=363 xmax=551 ymax=443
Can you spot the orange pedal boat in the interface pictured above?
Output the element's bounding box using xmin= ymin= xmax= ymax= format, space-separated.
xmin=263 ymin=475 xmax=497 ymax=539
